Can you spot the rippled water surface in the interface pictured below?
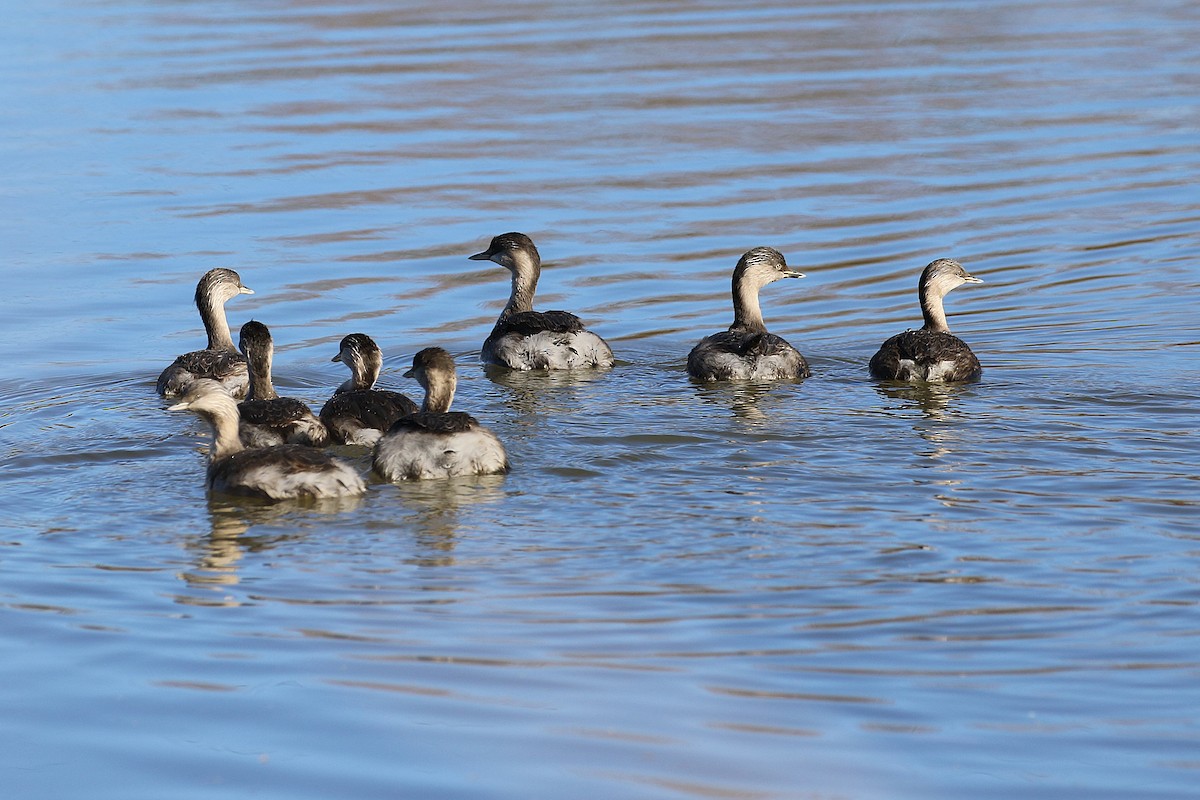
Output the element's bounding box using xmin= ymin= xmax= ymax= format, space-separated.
xmin=3 ymin=1 xmax=1199 ymax=797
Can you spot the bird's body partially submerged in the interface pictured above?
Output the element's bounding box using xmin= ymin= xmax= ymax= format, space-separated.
xmin=687 ymin=247 xmax=810 ymax=382
xmin=157 ymin=268 xmax=255 ymax=398
xmin=374 ymin=347 xmax=509 ymax=481
xmin=236 ymin=321 xmax=329 ymax=447
xmin=870 ymin=259 xmax=984 ymax=383
xmin=170 ymin=380 xmax=365 ymax=501
xmin=319 ymin=333 xmax=418 ymax=446
xmin=471 ymin=233 xmax=613 ymax=370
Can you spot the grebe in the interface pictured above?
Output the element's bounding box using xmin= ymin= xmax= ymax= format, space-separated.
xmin=169 ymin=380 xmax=365 ymax=501
xmin=236 ymin=321 xmax=329 ymax=447
xmin=157 ymin=268 xmax=255 ymax=398
xmin=318 ymin=333 xmax=418 ymax=446
xmin=374 ymin=347 xmax=509 ymax=481
xmin=869 ymin=258 xmax=984 ymax=383
xmin=687 ymin=247 xmax=810 ymax=382
xmin=470 ymin=232 xmax=614 ymax=370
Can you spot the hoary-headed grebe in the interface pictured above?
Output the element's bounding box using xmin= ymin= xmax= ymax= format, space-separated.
xmin=170 ymin=379 xmax=365 ymax=501
xmin=687 ymin=247 xmax=810 ymax=382
xmin=157 ymin=268 xmax=254 ymax=398
xmin=470 ymin=232 xmax=614 ymax=370
xmin=318 ymin=333 xmax=418 ymax=446
xmin=869 ymin=258 xmax=984 ymax=383
xmin=373 ymin=347 xmax=509 ymax=481
xmin=236 ymin=321 xmax=329 ymax=447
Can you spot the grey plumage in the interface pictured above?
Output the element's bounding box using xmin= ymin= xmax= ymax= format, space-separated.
xmin=319 ymin=333 xmax=418 ymax=445
xmin=687 ymin=247 xmax=810 ymax=382
xmin=373 ymin=347 xmax=509 ymax=481
xmin=470 ymin=232 xmax=614 ymax=370
xmin=869 ymin=258 xmax=984 ymax=383
xmin=169 ymin=379 xmax=365 ymax=501
xmin=157 ymin=268 xmax=254 ymax=397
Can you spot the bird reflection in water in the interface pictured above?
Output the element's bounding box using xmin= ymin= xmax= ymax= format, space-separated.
xmin=483 ymin=362 xmax=611 ymax=417
xmin=873 ymin=380 xmax=976 ymax=423
xmin=691 ymin=379 xmax=804 ymax=424
xmin=389 ymin=474 xmax=507 ymax=568
xmin=873 ymin=381 xmax=980 ymax=509
xmin=176 ymin=494 xmax=363 ymax=599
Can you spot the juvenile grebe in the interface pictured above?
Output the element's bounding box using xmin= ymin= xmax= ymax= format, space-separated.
xmin=318 ymin=333 xmax=418 ymax=446
xmin=470 ymin=232 xmax=614 ymax=370
xmin=869 ymin=258 xmax=984 ymax=383
xmin=169 ymin=380 xmax=366 ymax=501
xmin=236 ymin=321 xmax=329 ymax=447
xmin=687 ymin=247 xmax=810 ymax=382
xmin=374 ymin=347 xmax=509 ymax=481
xmin=157 ymin=268 xmax=255 ymax=398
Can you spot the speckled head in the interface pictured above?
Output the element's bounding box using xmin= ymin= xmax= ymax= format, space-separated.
xmin=238 ymin=320 xmax=273 ymax=359
xmin=404 ymin=347 xmax=458 ymax=412
xmin=403 ymin=347 xmax=457 ymax=383
xmin=167 ymin=378 xmax=237 ymax=415
xmin=195 ymin=267 xmax=253 ymax=306
xmin=733 ymin=247 xmax=805 ymax=287
xmin=332 ymin=333 xmax=379 ymax=365
xmin=468 ymin=232 xmax=540 ymax=270
xmin=920 ymin=258 xmax=983 ymax=299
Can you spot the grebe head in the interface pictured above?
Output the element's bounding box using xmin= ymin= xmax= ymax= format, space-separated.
xmin=469 ymin=232 xmax=541 ymax=274
xmin=238 ymin=320 xmax=273 ymax=362
xmin=331 ymin=333 xmax=383 ymax=391
xmin=920 ymin=258 xmax=983 ymax=299
xmin=168 ymin=378 xmax=239 ymax=418
xmin=404 ymin=347 xmax=458 ymax=413
xmin=733 ymin=247 xmax=805 ymax=290
xmin=196 ymin=268 xmax=254 ymax=306
xmin=403 ymin=347 xmax=457 ymax=387
xmin=332 ymin=333 xmax=380 ymax=367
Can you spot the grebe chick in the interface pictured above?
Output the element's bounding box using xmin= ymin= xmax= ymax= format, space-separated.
xmin=236 ymin=321 xmax=329 ymax=448
xmin=374 ymin=347 xmax=509 ymax=481
xmin=169 ymin=380 xmax=366 ymax=501
xmin=318 ymin=333 xmax=418 ymax=446
xmin=687 ymin=247 xmax=810 ymax=382
xmin=157 ymin=268 xmax=255 ymax=398
xmin=470 ymin=232 xmax=614 ymax=370
xmin=869 ymin=258 xmax=984 ymax=383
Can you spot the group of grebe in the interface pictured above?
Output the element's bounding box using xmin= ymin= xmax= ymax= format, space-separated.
xmin=160 ymin=234 xmax=985 ymax=501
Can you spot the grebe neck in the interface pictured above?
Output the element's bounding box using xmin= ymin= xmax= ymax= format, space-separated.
xmin=246 ymin=352 xmax=278 ymax=401
xmin=730 ymin=275 xmax=767 ymax=334
xmin=919 ymin=274 xmax=951 ymax=333
xmin=199 ymin=291 xmax=236 ymax=351
xmin=421 ymin=371 xmax=457 ymax=414
xmin=498 ymin=250 xmax=540 ymax=324
xmin=206 ymin=403 xmax=246 ymax=461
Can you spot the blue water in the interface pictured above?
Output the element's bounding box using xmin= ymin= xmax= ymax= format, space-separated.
xmin=2 ymin=1 xmax=1199 ymax=797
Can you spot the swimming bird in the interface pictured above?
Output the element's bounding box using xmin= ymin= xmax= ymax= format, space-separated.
xmin=374 ymin=347 xmax=509 ymax=481
xmin=157 ymin=268 xmax=255 ymax=398
xmin=236 ymin=321 xmax=329 ymax=448
xmin=319 ymin=333 xmax=418 ymax=446
xmin=869 ymin=258 xmax=984 ymax=383
xmin=470 ymin=232 xmax=614 ymax=370
xmin=169 ymin=379 xmax=365 ymax=501
xmin=687 ymin=247 xmax=810 ymax=382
